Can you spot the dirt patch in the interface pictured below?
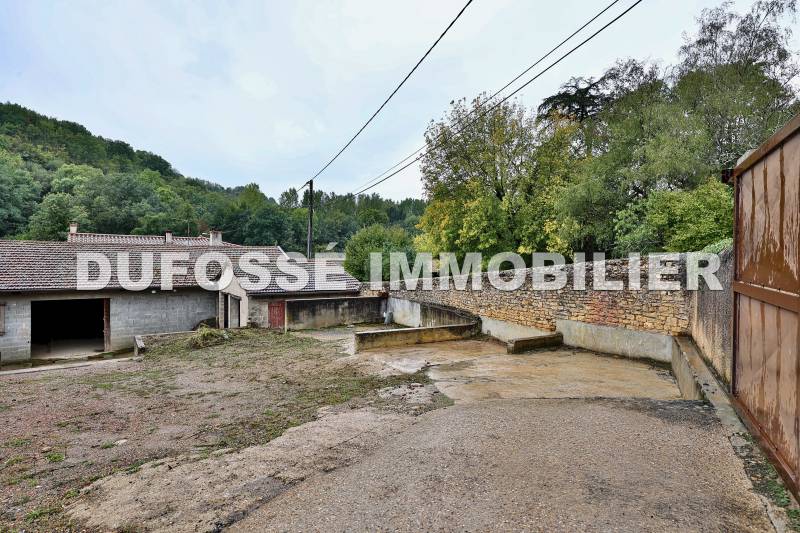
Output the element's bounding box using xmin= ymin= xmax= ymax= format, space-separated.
xmin=67 ymin=407 xmax=419 ymax=532
xmin=0 ymin=329 xmax=444 ymax=532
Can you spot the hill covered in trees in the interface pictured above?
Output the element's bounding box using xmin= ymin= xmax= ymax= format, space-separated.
xmin=0 ymin=102 xmax=424 ymax=251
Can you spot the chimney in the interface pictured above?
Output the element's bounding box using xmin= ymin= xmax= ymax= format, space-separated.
xmin=69 ymin=221 xmax=79 ymax=235
xmin=164 ymin=230 xmax=173 ymax=244
xmin=209 ymin=230 xmax=223 ymax=246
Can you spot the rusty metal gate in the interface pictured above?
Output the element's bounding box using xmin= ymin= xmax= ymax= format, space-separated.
xmin=733 ymin=113 xmax=800 ymax=495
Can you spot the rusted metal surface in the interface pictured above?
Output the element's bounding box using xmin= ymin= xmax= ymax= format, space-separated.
xmin=733 ymin=112 xmax=800 ymax=497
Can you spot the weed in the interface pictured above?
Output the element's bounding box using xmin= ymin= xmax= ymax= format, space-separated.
xmin=5 ymin=438 xmax=31 ymax=448
xmin=63 ymin=488 xmax=80 ymax=499
xmin=25 ymin=507 xmax=60 ymax=522
xmin=124 ymin=460 xmax=147 ymax=475
xmin=12 ymin=494 xmax=31 ymax=506
xmin=3 ymin=455 xmax=25 ymax=468
xmin=46 ymin=452 xmax=65 ymax=463
xmin=100 ymin=442 xmax=116 ymax=449
xmin=787 ymin=509 xmax=800 ymax=531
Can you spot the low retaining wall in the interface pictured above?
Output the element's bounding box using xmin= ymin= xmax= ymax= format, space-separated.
xmin=388 ymin=298 xmax=476 ymax=328
xmin=286 ymin=296 xmax=386 ymax=330
xmin=354 ymin=322 xmax=480 ymax=352
xmin=556 ymin=319 xmax=675 ymax=363
xmin=689 ymin=248 xmax=733 ymax=384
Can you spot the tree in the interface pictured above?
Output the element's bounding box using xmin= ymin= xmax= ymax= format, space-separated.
xmin=344 ymin=225 xmax=415 ymax=281
xmin=613 ymin=179 xmax=734 ymax=254
xmin=26 ymin=193 xmax=90 ymax=240
xmin=0 ymin=149 xmax=41 ymax=237
xmin=417 ymin=95 xmax=577 ymax=258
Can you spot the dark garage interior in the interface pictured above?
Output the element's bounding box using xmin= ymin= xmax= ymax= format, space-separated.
xmin=31 ymin=298 xmax=106 ymax=358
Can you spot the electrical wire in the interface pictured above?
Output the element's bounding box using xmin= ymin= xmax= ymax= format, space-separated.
xmin=298 ymin=0 xmax=475 ymax=190
xmin=351 ymin=0 xmax=643 ymax=196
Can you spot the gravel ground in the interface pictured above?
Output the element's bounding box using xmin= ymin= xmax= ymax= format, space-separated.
xmin=0 ymin=329 xmax=441 ymax=531
xmin=231 ymin=398 xmax=775 ymax=533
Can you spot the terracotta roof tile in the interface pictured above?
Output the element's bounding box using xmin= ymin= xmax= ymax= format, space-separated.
xmin=0 ymin=240 xmax=360 ymax=295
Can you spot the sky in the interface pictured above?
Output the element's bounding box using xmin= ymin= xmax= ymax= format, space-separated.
xmin=0 ymin=0 xmax=778 ymax=200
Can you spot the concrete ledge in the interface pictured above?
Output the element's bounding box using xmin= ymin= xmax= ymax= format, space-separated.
xmin=354 ymin=323 xmax=479 ymax=352
xmin=556 ymin=319 xmax=674 ymax=363
xmin=673 ymin=336 xmax=745 ymax=434
xmin=480 ymin=316 xmax=548 ymax=342
xmin=506 ymin=333 xmax=564 ymax=353
xmin=506 ymin=333 xmax=563 ymax=354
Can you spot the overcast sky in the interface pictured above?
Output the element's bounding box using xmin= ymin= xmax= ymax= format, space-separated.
xmin=0 ymin=0 xmax=779 ymax=200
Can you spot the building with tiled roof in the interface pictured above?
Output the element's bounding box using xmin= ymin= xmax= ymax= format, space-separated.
xmin=0 ymin=226 xmax=361 ymax=364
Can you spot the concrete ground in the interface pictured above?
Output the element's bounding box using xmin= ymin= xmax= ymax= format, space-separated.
xmin=232 ymin=399 xmax=771 ymax=532
xmin=231 ymin=335 xmax=774 ymax=532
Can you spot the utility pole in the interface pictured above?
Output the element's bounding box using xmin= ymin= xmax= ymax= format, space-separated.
xmin=306 ymin=179 xmax=313 ymax=259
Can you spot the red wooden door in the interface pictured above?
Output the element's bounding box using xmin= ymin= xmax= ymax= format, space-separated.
xmin=267 ymin=301 xmax=285 ymax=330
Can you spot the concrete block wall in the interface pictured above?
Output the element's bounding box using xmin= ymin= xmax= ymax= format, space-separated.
xmin=0 ymin=289 xmax=217 ymax=361
xmin=108 ymin=290 xmax=217 ymax=350
xmin=384 ymin=257 xmax=691 ymax=337
xmin=286 ymin=296 xmax=385 ymax=330
xmin=0 ymin=298 xmax=32 ymax=363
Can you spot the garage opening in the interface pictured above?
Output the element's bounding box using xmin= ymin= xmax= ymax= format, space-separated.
xmin=31 ymin=298 xmax=108 ymax=358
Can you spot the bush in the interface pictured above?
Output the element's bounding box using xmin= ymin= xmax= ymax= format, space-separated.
xmin=701 ymin=237 xmax=733 ymax=254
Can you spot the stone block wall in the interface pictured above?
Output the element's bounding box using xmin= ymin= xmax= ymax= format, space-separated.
xmin=381 ymin=257 xmax=691 ymax=337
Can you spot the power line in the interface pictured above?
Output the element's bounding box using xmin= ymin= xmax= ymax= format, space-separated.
xmin=350 ymin=0 xmax=623 ymax=195
xmin=298 ymin=0 xmax=474 ymax=191
xmin=351 ymin=0 xmax=643 ymax=197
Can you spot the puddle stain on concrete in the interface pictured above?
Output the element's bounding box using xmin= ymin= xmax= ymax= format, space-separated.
xmin=353 ymin=339 xmax=681 ymax=403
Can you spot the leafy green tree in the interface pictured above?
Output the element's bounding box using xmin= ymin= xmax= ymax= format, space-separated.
xmin=242 ymin=201 xmax=291 ymax=246
xmin=0 ymin=149 xmax=41 ymax=237
xmin=613 ymin=179 xmax=734 ymax=254
xmin=344 ymin=224 xmax=414 ymax=281
xmin=51 ymin=164 xmax=103 ymax=194
xmin=26 ymin=192 xmax=90 ymax=240
xmin=417 ymin=95 xmax=576 ymax=258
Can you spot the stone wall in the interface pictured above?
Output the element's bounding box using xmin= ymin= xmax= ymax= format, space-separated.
xmin=690 ymin=248 xmax=734 ymax=384
xmin=383 ymin=257 xmax=691 ymax=337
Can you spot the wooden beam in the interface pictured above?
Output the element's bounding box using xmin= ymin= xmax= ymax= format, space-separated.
xmin=733 ymin=281 xmax=799 ymax=312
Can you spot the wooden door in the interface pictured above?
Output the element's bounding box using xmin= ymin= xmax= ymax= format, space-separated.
xmin=267 ymin=301 xmax=285 ymax=330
